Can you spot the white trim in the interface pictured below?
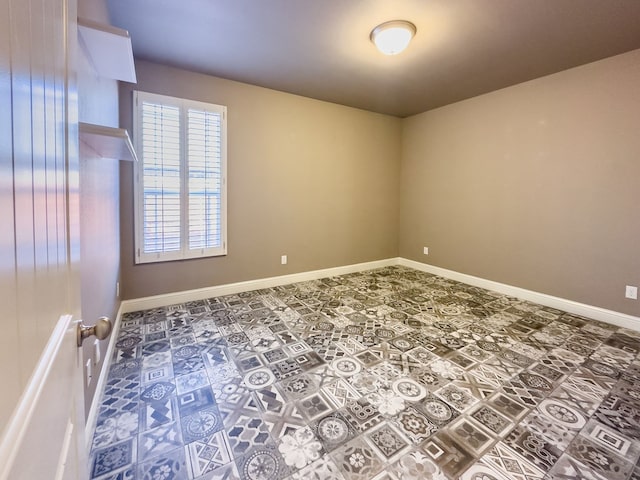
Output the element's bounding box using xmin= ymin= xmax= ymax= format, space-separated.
xmin=84 ymin=302 xmax=125 ymax=449
xmin=133 ymin=90 xmax=228 ymax=265
xmin=121 ymin=258 xmax=399 ymax=313
xmin=0 ymin=314 xmax=73 ymax=478
xmin=399 ymin=258 xmax=640 ymax=331
xmin=82 ymin=257 xmax=640 ymax=454
xmin=118 ymin=256 xmax=640 ymax=327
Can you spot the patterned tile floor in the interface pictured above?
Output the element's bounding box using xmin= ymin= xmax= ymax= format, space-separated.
xmin=89 ymin=266 xmax=640 ymax=480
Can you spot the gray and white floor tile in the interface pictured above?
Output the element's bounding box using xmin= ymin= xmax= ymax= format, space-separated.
xmin=89 ymin=266 xmax=640 ymax=479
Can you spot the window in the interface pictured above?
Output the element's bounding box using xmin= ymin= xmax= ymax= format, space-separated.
xmin=133 ymin=91 xmax=227 ymax=263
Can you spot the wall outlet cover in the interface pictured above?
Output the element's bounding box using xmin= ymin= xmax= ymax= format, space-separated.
xmin=94 ymin=339 xmax=101 ymax=365
xmin=85 ymin=359 xmax=92 ymax=386
xmin=625 ymin=285 xmax=638 ymax=300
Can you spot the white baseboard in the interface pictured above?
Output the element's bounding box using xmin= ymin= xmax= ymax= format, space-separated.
xmin=87 ymin=259 xmax=396 ymax=446
xmin=80 ymin=256 xmax=640 ymax=453
xmin=84 ymin=302 xmax=125 ymax=450
xmin=120 ymin=256 xmax=639 ymax=331
xmin=399 ymin=258 xmax=640 ymax=331
xmin=121 ymin=258 xmax=399 ymax=313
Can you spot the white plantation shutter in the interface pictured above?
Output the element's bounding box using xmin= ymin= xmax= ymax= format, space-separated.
xmin=134 ymin=91 xmax=227 ymax=263
xmin=141 ymin=102 xmax=181 ymax=254
xmin=187 ymin=109 xmax=223 ymax=250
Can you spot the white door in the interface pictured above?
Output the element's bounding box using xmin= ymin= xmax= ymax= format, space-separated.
xmin=0 ymin=0 xmax=88 ymax=477
xmin=0 ymin=316 xmax=87 ymax=480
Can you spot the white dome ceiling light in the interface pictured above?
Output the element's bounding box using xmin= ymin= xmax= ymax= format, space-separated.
xmin=370 ymin=20 xmax=417 ymax=56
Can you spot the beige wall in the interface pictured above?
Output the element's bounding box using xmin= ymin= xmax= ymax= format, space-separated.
xmin=119 ymin=60 xmax=401 ymax=299
xmin=400 ymin=49 xmax=640 ymax=316
xmin=78 ymin=0 xmax=122 ymax=415
xmin=120 ymin=51 xmax=640 ymax=318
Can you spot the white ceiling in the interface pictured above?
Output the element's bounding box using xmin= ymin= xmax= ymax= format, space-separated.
xmin=106 ymin=0 xmax=640 ymax=117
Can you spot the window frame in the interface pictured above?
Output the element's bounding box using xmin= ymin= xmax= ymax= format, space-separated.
xmin=133 ymin=90 xmax=227 ymax=264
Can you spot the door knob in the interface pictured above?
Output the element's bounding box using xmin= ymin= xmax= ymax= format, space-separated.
xmin=77 ymin=316 xmax=113 ymax=347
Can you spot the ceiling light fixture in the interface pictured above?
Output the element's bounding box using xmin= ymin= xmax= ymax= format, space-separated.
xmin=370 ymin=20 xmax=416 ymax=55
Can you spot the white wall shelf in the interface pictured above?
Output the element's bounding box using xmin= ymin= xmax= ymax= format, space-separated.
xmin=79 ymin=122 xmax=138 ymax=162
xmin=78 ymin=18 xmax=137 ymax=83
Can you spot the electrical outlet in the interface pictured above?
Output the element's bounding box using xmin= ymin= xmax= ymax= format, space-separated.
xmin=423 ymin=246 xmax=429 ymax=255
xmin=85 ymin=359 xmax=92 ymax=386
xmin=116 ymin=281 xmax=120 ymax=298
xmin=626 ymin=285 xmax=638 ymax=300
xmin=93 ymin=339 xmax=101 ymax=365
xmin=281 ymin=255 xmax=287 ymax=265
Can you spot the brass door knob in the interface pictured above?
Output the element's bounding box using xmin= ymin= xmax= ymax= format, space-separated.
xmin=77 ymin=316 xmax=113 ymax=347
